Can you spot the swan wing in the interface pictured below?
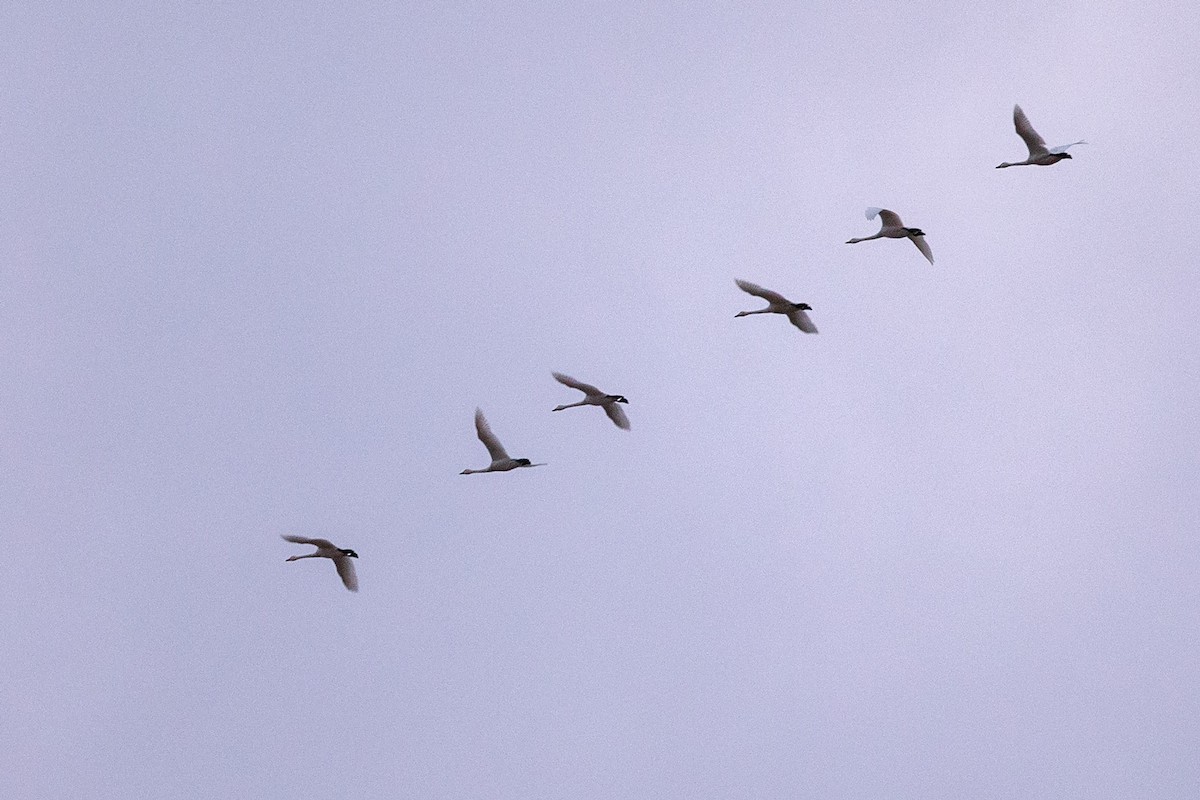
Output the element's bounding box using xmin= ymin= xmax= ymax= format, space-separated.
xmin=474 ymin=408 xmax=510 ymax=462
xmin=603 ymin=402 xmax=631 ymax=430
xmin=552 ymin=372 xmax=603 ymax=396
xmin=282 ymin=534 xmax=336 ymax=549
xmin=1013 ymin=104 xmax=1049 ymax=157
xmin=1049 ymin=140 xmax=1086 ymax=155
xmin=910 ymin=233 xmax=934 ymax=264
xmin=735 ymin=279 xmax=789 ymax=306
xmin=787 ymin=309 xmax=819 ymax=334
xmin=875 ymin=208 xmax=904 ymax=230
xmin=334 ymin=556 xmax=359 ymax=592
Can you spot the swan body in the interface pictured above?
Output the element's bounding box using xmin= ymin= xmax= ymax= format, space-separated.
xmin=997 ymin=104 xmax=1085 ymax=168
xmin=282 ymin=535 xmax=359 ymax=592
xmin=551 ymin=372 xmax=630 ymax=430
xmin=845 ymin=207 xmax=934 ymax=264
xmin=734 ymin=279 xmax=817 ymax=333
xmin=461 ymin=408 xmax=545 ymax=474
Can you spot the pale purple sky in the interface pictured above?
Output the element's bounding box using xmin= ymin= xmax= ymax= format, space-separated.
xmin=3 ymin=2 xmax=1199 ymax=798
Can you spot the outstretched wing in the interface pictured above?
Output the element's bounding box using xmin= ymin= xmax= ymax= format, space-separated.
xmin=1013 ymin=104 xmax=1048 ymax=157
xmin=1048 ymin=140 xmax=1086 ymax=155
xmin=909 ymin=233 xmax=934 ymax=264
xmin=875 ymin=208 xmax=904 ymax=230
xmin=787 ymin=309 xmax=818 ymax=334
xmin=735 ymin=278 xmax=789 ymax=306
xmin=552 ymin=371 xmax=603 ymax=397
xmin=282 ymin=534 xmax=336 ymax=549
xmin=603 ymin=402 xmax=631 ymax=430
xmin=334 ymin=556 xmax=359 ymax=592
xmin=474 ymin=408 xmax=510 ymax=462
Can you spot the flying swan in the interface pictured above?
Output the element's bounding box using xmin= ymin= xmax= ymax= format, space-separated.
xmin=846 ymin=207 xmax=934 ymax=265
xmin=461 ymin=408 xmax=546 ymax=474
xmin=282 ymin=535 xmax=359 ymax=592
xmin=552 ymin=372 xmax=630 ymax=430
xmin=734 ymin=279 xmax=818 ymax=333
xmin=997 ymin=104 xmax=1085 ymax=168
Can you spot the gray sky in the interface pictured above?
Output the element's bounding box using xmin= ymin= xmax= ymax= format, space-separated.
xmin=3 ymin=2 xmax=1199 ymax=798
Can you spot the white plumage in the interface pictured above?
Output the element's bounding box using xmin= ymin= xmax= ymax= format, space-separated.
xmin=552 ymin=372 xmax=631 ymax=430
xmin=734 ymin=279 xmax=818 ymax=333
xmin=461 ymin=408 xmax=546 ymax=474
xmin=846 ymin=207 xmax=934 ymax=264
xmin=997 ymin=104 xmax=1085 ymax=168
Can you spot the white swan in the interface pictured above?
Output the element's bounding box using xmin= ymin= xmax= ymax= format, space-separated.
xmin=734 ymin=279 xmax=818 ymax=333
xmin=845 ymin=207 xmax=933 ymax=264
xmin=461 ymin=408 xmax=545 ymax=474
xmin=551 ymin=372 xmax=630 ymax=430
xmin=282 ymin=535 xmax=359 ymax=592
xmin=997 ymin=104 xmax=1085 ymax=168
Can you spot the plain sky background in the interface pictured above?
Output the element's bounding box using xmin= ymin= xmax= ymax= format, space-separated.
xmin=3 ymin=1 xmax=1199 ymax=798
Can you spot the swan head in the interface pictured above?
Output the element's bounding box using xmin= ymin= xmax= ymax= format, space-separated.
xmin=735 ymin=311 xmax=750 ymax=317
xmin=340 ymin=549 xmax=359 ymax=559
xmin=608 ymin=395 xmax=629 ymax=404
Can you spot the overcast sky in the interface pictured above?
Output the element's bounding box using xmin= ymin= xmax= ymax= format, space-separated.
xmin=3 ymin=2 xmax=1199 ymax=798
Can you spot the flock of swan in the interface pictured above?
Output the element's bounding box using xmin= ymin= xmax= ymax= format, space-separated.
xmin=283 ymin=103 xmax=1083 ymax=592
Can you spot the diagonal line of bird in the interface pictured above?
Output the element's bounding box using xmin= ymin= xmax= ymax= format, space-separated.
xmin=282 ymin=102 xmax=1083 ymax=591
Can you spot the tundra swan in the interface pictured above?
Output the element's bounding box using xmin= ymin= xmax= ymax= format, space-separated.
xmin=846 ymin=207 xmax=934 ymax=264
xmin=461 ymin=408 xmax=545 ymax=474
xmin=997 ymin=104 xmax=1085 ymax=168
xmin=282 ymin=535 xmax=359 ymax=592
xmin=551 ymin=372 xmax=630 ymax=430
xmin=734 ymin=279 xmax=818 ymax=333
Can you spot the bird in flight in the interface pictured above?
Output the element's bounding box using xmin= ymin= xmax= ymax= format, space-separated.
xmin=846 ymin=207 xmax=934 ymax=265
xmin=282 ymin=535 xmax=359 ymax=592
xmin=551 ymin=372 xmax=631 ymax=430
xmin=461 ymin=408 xmax=546 ymax=474
xmin=997 ymin=104 xmax=1085 ymax=168
xmin=733 ymin=279 xmax=818 ymax=333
